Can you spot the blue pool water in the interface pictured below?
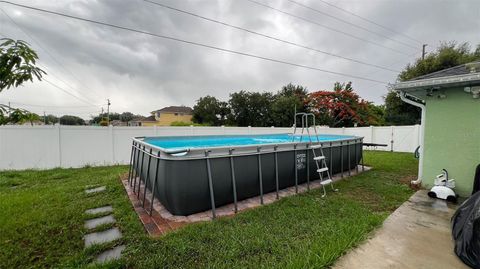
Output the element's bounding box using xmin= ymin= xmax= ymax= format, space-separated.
xmin=143 ymin=133 xmax=355 ymax=151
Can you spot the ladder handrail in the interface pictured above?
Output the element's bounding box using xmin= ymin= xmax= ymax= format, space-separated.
xmin=293 ymin=112 xmax=319 ymax=143
xmin=291 ymin=112 xmax=337 ymax=197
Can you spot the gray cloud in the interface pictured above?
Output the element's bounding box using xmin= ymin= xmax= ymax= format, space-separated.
xmin=0 ymin=0 xmax=479 ymax=118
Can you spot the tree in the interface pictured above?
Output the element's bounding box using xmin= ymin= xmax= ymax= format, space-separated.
xmin=91 ymin=112 xmax=119 ymax=124
xmin=385 ymin=41 xmax=480 ymax=125
xmin=271 ymin=95 xmax=299 ymax=127
xmin=60 ymin=115 xmax=85 ymax=125
xmin=228 ymin=91 xmax=275 ymax=127
xmin=23 ymin=112 xmax=40 ymax=126
xmin=0 ymin=38 xmax=46 ymax=91
xmin=272 ymin=83 xmax=309 ymax=127
xmin=384 ymin=90 xmax=421 ymax=125
xmin=119 ymin=112 xmax=134 ymax=122
xmin=0 ymin=38 xmax=46 ymax=123
xmin=367 ymin=103 xmax=385 ymax=126
xmin=278 ymin=83 xmax=308 ymax=100
xmin=6 ymin=108 xmax=37 ymax=125
xmin=192 ymin=96 xmax=229 ymax=126
xmin=308 ymin=82 xmax=374 ymax=127
xmin=44 ymin=114 xmax=59 ymax=125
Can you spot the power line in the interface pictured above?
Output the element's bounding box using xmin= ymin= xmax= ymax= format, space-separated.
xmin=315 ymin=0 xmax=422 ymax=44
xmin=5 ymin=101 xmax=103 ymax=108
xmin=0 ymin=8 xmax=104 ymax=104
xmin=245 ymin=0 xmax=411 ymax=56
xmin=24 ymin=109 xmax=101 ymax=115
xmin=4 ymin=103 xmax=102 ymax=115
xmin=0 ymin=1 xmax=389 ymax=84
xmin=1 ymin=29 xmax=100 ymax=107
xmin=286 ymin=0 xmax=418 ymax=50
xmin=143 ymin=0 xmax=400 ymax=73
xmin=42 ymin=78 xmax=102 ymax=106
xmin=0 ymin=11 xmax=101 ymax=108
xmin=363 ymin=52 xmax=419 ymax=78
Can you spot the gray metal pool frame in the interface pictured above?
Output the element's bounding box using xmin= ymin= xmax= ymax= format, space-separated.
xmin=127 ymin=134 xmax=364 ymax=217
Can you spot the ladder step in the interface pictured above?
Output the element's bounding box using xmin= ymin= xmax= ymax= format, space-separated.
xmin=310 ymin=145 xmax=323 ymax=149
xmin=313 ymin=156 xmax=325 ymax=161
xmin=317 ymin=167 xmax=328 ymax=173
xmin=320 ymin=179 xmax=333 ymax=185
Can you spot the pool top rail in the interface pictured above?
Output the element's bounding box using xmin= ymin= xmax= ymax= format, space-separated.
xmin=133 ymin=133 xmax=363 ymax=160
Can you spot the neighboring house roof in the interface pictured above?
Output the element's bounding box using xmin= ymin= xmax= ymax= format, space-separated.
xmin=152 ymin=106 xmax=193 ymax=114
xmin=142 ymin=115 xmax=157 ymax=121
xmin=410 ymin=64 xmax=474 ymax=80
xmin=130 ymin=115 xmax=156 ymax=122
xmin=130 ymin=116 xmax=146 ymax=121
xmin=393 ymin=61 xmax=480 ymax=92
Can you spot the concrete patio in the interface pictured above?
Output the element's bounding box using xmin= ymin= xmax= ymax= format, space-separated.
xmin=333 ymin=190 xmax=469 ymax=269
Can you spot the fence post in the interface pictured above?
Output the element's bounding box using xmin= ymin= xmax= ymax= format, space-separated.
xmin=109 ymin=125 xmax=115 ymax=164
xmin=248 ymin=126 xmax=252 ymax=134
xmin=370 ymin=125 xmax=375 ymax=144
xmin=56 ymin=124 xmax=62 ymax=167
xmin=390 ymin=126 xmax=394 ymax=152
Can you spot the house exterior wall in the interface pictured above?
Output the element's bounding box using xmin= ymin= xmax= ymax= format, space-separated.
xmin=422 ymin=88 xmax=480 ymax=196
xmin=142 ymin=112 xmax=192 ymax=126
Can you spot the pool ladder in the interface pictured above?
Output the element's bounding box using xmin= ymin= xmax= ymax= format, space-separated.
xmin=293 ymin=113 xmax=337 ymax=197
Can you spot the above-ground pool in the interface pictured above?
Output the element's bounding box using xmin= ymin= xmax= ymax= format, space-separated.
xmin=128 ymin=133 xmax=363 ymax=216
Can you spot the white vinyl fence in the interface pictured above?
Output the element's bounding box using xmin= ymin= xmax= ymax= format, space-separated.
xmin=0 ymin=125 xmax=420 ymax=170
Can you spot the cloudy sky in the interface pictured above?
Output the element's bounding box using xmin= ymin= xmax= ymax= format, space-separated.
xmin=0 ymin=0 xmax=479 ymax=118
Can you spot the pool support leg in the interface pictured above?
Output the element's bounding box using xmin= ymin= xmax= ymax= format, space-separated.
xmin=306 ymin=144 xmax=310 ymax=191
xmin=257 ymin=147 xmax=264 ymax=205
xmin=131 ymin=144 xmax=139 ymax=188
xmin=274 ymin=145 xmax=279 ymax=199
xmin=132 ymin=146 xmax=145 ymax=193
xmin=127 ymin=141 xmax=135 ymax=186
xmin=205 ymin=151 xmax=216 ymax=219
xmin=142 ymin=148 xmax=153 ymax=205
xmin=329 ymin=142 xmax=333 ymax=174
xmin=355 ymin=139 xmax=359 ymax=174
xmin=294 ymin=144 xmax=298 ymax=194
xmin=229 ymin=149 xmax=238 ymax=213
xmin=340 ymin=141 xmax=344 ymax=178
xmin=149 ymin=151 xmax=161 ymax=216
xmin=137 ymin=146 xmax=146 ymax=197
xmin=348 ymin=140 xmax=351 ymax=176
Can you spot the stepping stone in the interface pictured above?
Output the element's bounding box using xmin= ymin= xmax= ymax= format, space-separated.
xmin=85 ymin=206 xmax=113 ymax=215
xmin=85 ymin=215 xmax=116 ymax=229
xmin=85 ymin=186 xmax=106 ymax=194
xmin=84 ymin=227 xmax=122 ymax=248
xmin=95 ymin=245 xmax=126 ymax=263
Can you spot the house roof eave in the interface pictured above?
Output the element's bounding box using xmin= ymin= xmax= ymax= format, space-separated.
xmin=393 ymin=73 xmax=480 ymax=92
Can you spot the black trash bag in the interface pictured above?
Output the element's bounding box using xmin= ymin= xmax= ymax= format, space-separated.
xmin=471 ymin=164 xmax=480 ymax=195
xmin=452 ymin=191 xmax=480 ymax=268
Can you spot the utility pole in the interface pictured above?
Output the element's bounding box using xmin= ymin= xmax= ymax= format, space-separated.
xmin=7 ymin=102 xmax=11 ymax=117
xmin=43 ymin=111 xmax=46 ymax=125
xmin=422 ymin=44 xmax=428 ymax=60
xmin=106 ymin=99 xmax=111 ymax=125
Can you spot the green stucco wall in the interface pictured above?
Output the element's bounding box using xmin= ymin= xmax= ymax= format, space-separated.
xmin=422 ymin=88 xmax=480 ymax=196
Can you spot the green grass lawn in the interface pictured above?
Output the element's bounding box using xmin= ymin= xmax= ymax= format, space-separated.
xmin=0 ymin=151 xmax=418 ymax=268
